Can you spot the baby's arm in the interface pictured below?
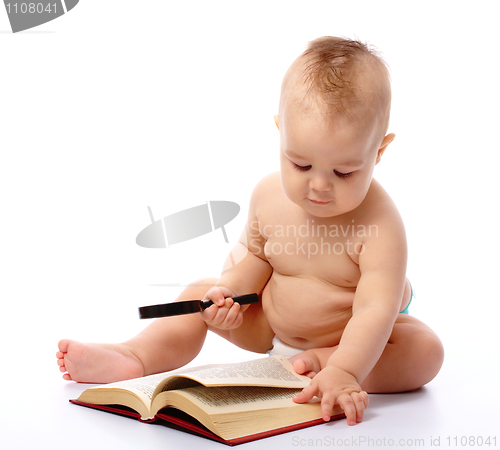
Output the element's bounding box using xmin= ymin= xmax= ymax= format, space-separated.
xmin=201 ymin=178 xmax=272 ymax=329
xmin=294 ymin=211 xmax=407 ymax=425
xmin=200 ymin=244 xmax=271 ymax=329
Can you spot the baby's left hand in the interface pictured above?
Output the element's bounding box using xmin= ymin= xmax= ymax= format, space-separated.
xmin=293 ymin=366 xmax=369 ymax=425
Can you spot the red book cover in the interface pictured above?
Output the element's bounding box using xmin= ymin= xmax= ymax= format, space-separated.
xmin=70 ymin=399 xmax=345 ymax=445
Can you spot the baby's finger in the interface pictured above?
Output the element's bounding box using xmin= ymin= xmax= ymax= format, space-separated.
xmin=205 ymin=298 xmax=236 ymax=326
xmin=337 ymin=393 xmax=357 ymax=426
xmin=211 ymin=305 xmax=231 ymax=325
xmin=351 ymin=391 xmax=368 ymax=423
xmin=320 ymin=392 xmax=336 ymax=422
xmin=222 ymin=302 xmax=242 ymax=328
xmin=293 ymin=383 xmax=316 ymax=404
xmin=205 ymin=287 xmax=226 ymax=307
xmin=200 ymin=303 xmax=219 ymax=322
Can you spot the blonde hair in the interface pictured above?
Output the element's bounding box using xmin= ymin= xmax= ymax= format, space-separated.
xmin=280 ymin=36 xmax=391 ymax=130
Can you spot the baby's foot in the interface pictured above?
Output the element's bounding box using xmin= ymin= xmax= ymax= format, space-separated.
xmin=289 ymin=349 xmax=322 ymax=379
xmin=56 ymin=339 xmax=144 ymax=383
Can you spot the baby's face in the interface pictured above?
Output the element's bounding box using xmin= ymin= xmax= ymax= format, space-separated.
xmin=279 ymin=111 xmax=388 ymax=218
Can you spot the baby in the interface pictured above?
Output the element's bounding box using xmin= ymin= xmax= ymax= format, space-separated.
xmin=57 ymin=37 xmax=444 ymax=426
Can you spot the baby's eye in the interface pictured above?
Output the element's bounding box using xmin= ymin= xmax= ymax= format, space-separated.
xmin=334 ymin=170 xmax=353 ymax=179
xmin=293 ymin=163 xmax=312 ymax=172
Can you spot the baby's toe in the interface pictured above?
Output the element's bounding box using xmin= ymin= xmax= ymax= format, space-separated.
xmin=290 ymin=350 xmax=322 ymax=376
xmin=58 ymin=339 xmax=71 ymax=353
xmin=291 ymin=358 xmax=315 ymax=377
xmin=291 ymin=358 xmax=306 ymax=374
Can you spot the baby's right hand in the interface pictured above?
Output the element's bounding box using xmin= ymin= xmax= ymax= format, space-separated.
xmin=200 ymin=286 xmax=244 ymax=330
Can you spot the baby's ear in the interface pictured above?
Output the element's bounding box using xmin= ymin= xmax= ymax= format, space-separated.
xmin=376 ymin=133 xmax=395 ymax=164
xmin=274 ymin=115 xmax=279 ymax=129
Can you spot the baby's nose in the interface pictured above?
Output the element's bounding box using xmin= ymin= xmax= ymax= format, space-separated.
xmin=309 ymin=173 xmax=333 ymax=192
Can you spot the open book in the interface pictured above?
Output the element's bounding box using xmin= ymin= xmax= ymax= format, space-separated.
xmin=71 ymin=355 xmax=345 ymax=445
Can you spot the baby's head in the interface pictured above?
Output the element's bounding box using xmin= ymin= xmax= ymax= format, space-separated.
xmin=278 ymin=36 xmax=392 ymax=136
xmin=277 ymin=37 xmax=395 ymax=218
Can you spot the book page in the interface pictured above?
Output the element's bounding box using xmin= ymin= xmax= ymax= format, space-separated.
xmin=156 ymin=385 xmax=319 ymax=416
xmin=154 ymin=385 xmax=338 ymax=441
xmin=183 ymin=385 xmax=303 ymax=410
xmin=91 ymin=372 xmax=168 ymax=401
xmin=157 ymin=355 xmax=310 ymax=395
xmin=77 ymin=372 xmax=176 ymax=419
xmin=161 ymin=385 xmax=328 ymax=440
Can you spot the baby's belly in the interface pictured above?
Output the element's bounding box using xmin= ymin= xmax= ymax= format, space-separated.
xmin=262 ymin=272 xmax=355 ymax=349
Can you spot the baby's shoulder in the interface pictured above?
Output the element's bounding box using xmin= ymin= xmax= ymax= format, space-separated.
xmin=250 ymin=172 xmax=282 ymax=201
xmin=247 ymin=172 xmax=284 ymax=217
xmin=253 ymin=171 xmax=281 ymax=191
xmin=358 ymin=179 xmax=404 ymax=233
xmin=352 ymin=180 xmax=407 ymax=266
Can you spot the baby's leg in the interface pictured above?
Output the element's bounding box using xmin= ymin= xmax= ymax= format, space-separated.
xmin=56 ymin=279 xmax=217 ymax=383
xmin=360 ymin=314 xmax=443 ymax=393
xmin=289 ymin=315 xmax=444 ymax=393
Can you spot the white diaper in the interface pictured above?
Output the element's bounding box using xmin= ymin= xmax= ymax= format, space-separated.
xmin=267 ymin=336 xmax=304 ymax=358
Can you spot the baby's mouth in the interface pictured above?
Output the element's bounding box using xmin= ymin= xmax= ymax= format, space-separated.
xmin=308 ymin=198 xmax=331 ymax=206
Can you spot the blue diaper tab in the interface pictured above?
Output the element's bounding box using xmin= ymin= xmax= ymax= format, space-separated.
xmin=400 ymin=282 xmax=414 ymax=315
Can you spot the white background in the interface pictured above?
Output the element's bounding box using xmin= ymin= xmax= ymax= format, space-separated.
xmin=1 ymin=1 xmax=499 ymax=449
